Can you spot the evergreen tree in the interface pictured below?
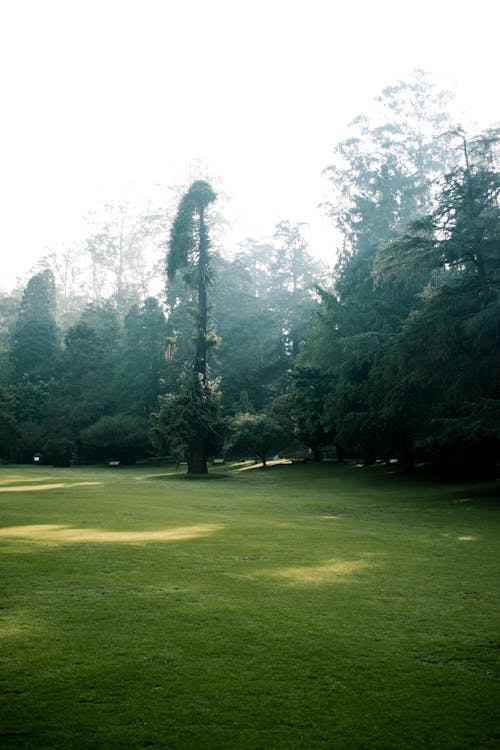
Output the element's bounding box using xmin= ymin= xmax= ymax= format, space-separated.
xmin=116 ymin=297 xmax=168 ymax=416
xmin=163 ymin=180 xmax=219 ymax=474
xmin=313 ymin=72 xmax=458 ymax=465
xmin=11 ymin=270 xmax=59 ymax=382
xmin=213 ymin=254 xmax=288 ymax=413
xmin=381 ymin=129 xmax=500 ymax=471
xmin=49 ymin=303 xmax=121 ymax=462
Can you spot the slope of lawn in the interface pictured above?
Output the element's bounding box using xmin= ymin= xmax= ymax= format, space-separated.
xmin=0 ymin=461 xmax=499 ymax=749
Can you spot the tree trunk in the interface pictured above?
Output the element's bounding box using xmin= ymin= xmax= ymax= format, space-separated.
xmin=312 ymin=445 xmax=322 ymax=462
xmin=189 ymin=205 xmax=209 ymax=473
xmin=398 ymin=434 xmax=415 ymax=473
xmin=195 ymin=207 xmax=208 ymax=381
xmin=187 ymin=434 xmax=208 ymax=474
xmin=361 ymin=444 xmax=375 ymax=466
xmin=474 ymin=250 xmax=490 ymax=303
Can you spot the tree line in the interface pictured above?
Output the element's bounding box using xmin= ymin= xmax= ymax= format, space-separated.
xmin=1 ymin=70 xmax=498 ymax=474
xmin=0 ymin=202 xmax=323 ymax=468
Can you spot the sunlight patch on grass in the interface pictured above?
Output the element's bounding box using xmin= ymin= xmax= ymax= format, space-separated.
xmin=0 ymin=523 xmax=223 ymax=544
xmin=70 ymin=482 xmax=103 ymax=487
xmin=0 ymin=483 xmax=68 ymax=492
xmin=0 ymin=617 xmax=42 ymax=639
xmin=0 ymin=481 xmax=103 ymax=493
xmin=136 ymin=471 xmax=181 ymax=480
xmin=0 ymin=475 xmax=27 ymax=483
xmin=0 ymin=475 xmax=57 ymax=485
xmin=236 ymin=459 xmax=292 ymax=472
xmin=265 ymin=558 xmax=376 ymax=585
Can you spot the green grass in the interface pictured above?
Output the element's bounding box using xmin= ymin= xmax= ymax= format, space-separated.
xmin=0 ymin=462 xmax=499 ymax=749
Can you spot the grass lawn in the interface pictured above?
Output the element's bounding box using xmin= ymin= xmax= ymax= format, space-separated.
xmin=0 ymin=461 xmax=499 ymax=749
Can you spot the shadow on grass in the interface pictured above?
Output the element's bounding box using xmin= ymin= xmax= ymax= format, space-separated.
xmin=449 ymin=484 xmax=500 ymax=508
xmin=148 ymin=472 xmax=232 ymax=482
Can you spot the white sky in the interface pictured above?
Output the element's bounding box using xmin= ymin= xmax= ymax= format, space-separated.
xmin=0 ymin=0 xmax=498 ymax=291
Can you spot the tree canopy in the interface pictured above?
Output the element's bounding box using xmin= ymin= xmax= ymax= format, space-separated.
xmin=1 ymin=71 xmax=498 ymax=476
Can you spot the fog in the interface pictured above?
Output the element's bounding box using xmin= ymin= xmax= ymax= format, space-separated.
xmin=1 ymin=0 xmax=498 ymax=290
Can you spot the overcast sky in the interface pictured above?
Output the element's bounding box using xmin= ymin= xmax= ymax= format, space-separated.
xmin=0 ymin=0 xmax=498 ymax=291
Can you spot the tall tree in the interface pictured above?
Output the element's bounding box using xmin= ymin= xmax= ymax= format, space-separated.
xmin=115 ymin=297 xmax=168 ymax=416
xmin=167 ymin=180 xmax=217 ymax=381
xmin=212 ymin=232 xmax=325 ymax=416
xmin=85 ymin=200 xmax=165 ymax=311
xmin=271 ymin=220 xmax=323 ymax=359
xmin=313 ymin=72 xmax=458 ymax=465
xmin=377 ymin=128 xmax=500 ymax=471
xmin=0 ymin=386 xmax=16 ymax=461
xmin=164 ymin=180 xmax=218 ymax=474
xmin=323 ymin=69 xmax=455 ymax=259
xmin=6 ymin=271 xmax=60 ymax=462
xmin=289 ymin=365 xmax=335 ymax=461
xmin=11 ymin=270 xmax=60 ymax=382
xmin=0 ymin=291 xmax=19 ymax=385
xmin=213 ymin=254 xmax=288 ymax=414
xmin=37 ymin=244 xmax=89 ymax=331
xmin=49 ymin=302 xmax=121 ymax=462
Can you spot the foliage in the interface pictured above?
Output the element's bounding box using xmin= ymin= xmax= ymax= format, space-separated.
xmin=323 ymin=69 xmax=455 ymax=257
xmin=84 ymin=200 xmax=167 ymax=311
xmin=224 ymin=411 xmax=286 ymax=466
xmin=312 ymin=72 xmax=500 ymax=472
xmin=115 ymin=297 xmax=168 ymax=417
xmin=164 ymin=181 xmax=219 ymax=474
xmin=11 ymin=269 xmax=60 ymax=382
xmin=42 ymin=436 xmax=74 ymax=467
xmin=289 ymin=366 xmax=335 ymax=460
xmin=80 ymin=414 xmax=150 ymax=464
xmin=213 ymin=254 xmax=289 ymax=413
xmin=55 ymin=308 xmax=119 ymax=433
xmin=0 ymin=74 xmax=498 ymax=474
xmin=167 ymin=181 xmax=217 ymax=287
xmin=153 ymin=368 xmax=222 ymax=472
xmin=0 ymin=386 xmax=16 ymax=460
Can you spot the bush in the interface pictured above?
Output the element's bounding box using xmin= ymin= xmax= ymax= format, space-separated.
xmin=80 ymin=414 xmax=151 ymax=464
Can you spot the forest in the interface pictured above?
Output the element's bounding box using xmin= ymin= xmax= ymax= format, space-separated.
xmin=0 ymin=71 xmax=499 ymax=475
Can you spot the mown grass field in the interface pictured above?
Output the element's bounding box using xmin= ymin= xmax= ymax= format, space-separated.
xmin=0 ymin=462 xmax=499 ymax=749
